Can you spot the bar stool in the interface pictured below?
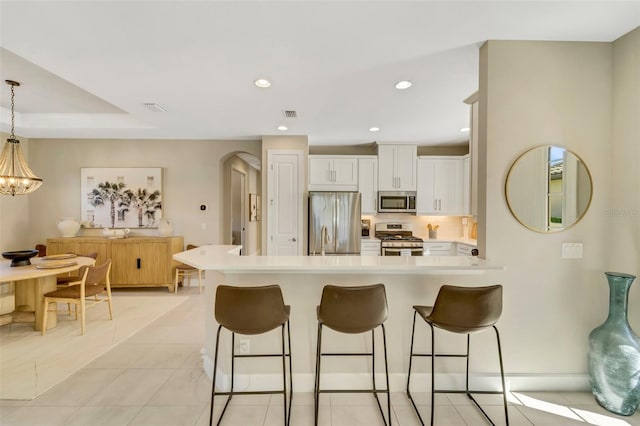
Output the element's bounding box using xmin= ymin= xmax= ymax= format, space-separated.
xmin=406 ymin=285 xmax=508 ymax=426
xmin=209 ymin=285 xmax=292 ymax=426
xmin=314 ymin=284 xmax=392 ymax=426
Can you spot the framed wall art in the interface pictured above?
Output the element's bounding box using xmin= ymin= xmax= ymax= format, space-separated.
xmin=249 ymin=193 xmax=261 ymax=222
xmin=80 ymin=167 xmax=163 ymax=228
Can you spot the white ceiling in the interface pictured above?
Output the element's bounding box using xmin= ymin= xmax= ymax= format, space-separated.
xmin=0 ymin=1 xmax=638 ymax=146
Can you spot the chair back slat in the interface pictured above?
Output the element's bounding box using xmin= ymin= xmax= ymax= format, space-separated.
xmin=84 ymin=260 xmax=111 ymax=286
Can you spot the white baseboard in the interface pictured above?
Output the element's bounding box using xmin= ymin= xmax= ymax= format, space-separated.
xmin=202 ymin=354 xmax=590 ymax=393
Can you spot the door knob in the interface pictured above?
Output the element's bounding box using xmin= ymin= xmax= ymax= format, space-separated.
xmin=291 ymin=237 xmax=297 ymax=242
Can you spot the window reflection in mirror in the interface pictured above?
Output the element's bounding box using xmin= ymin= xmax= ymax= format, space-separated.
xmin=505 ymin=145 xmax=592 ymax=233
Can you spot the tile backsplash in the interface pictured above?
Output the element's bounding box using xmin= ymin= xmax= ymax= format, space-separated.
xmin=362 ymin=214 xmax=475 ymax=240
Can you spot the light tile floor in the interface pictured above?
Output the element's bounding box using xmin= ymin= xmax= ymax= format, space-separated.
xmin=2 ymin=288 xmax=640 ymax=425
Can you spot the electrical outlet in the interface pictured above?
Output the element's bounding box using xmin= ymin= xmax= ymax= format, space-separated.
xmin=238 ymin=339 xmax=250 ymax=354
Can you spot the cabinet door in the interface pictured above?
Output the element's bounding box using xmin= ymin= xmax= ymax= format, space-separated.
xmin=332 ymin=158 xmax=358 ymax=186
xmin=423 ymin=242 xmax=453 ymax=256
xmin=434 ymin=159 xmax=463 ymax=215
xmin=456 ymin=243 xmax=474 ymax=256
xmin=358 ymin=157 xmax=378 ymax=214
xmin=416 ymin=158 xmax=463 ymax=215
xmin=416 ymin=159 xmax=436 ymax=214
xmin=309 ymin=157 xmax=333 ymax=186
xmin=377 ymin=145 xmax=397 ymax=190
xmin=138 ymin=241 xmax=170 ymax=284
xmin=109 ymin=241 xmax=138 ymax=285
xmin=309 ymin=156 xmax=358 ymax=190
xmin=395 ymin=145 xmax=416 ymax=190
xmin=110 ymin=240 xmax=171 ymax=285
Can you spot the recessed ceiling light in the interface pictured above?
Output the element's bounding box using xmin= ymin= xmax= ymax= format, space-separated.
xmin=394 ymin=80 xmax=412 ymax=90
xmin=460 ymin=127 xmax=470 ymax=132
xmin=277 ymin=125 xmax=288 ymax=131
xmin=254 ymin=79 xmax=271 ymax=88
xmin=369 ymin=127 xmax=380 ymax=132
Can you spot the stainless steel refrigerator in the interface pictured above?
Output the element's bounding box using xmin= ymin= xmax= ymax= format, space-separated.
xmin=308 ymin=191 xmax=361 ymax=255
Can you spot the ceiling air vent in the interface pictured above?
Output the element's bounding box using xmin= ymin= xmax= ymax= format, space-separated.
xmin=283 ymin=110 xmax=297 ymax=118
xmin=143 ymin=103 xmax=168 ymax=112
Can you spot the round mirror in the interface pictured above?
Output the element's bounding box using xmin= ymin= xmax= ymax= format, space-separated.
xmin=505 ymin=145 xmax=592 ymax=233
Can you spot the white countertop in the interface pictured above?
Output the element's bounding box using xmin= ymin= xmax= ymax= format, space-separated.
xmin=174 ymin=245 xmax=502 ymax=274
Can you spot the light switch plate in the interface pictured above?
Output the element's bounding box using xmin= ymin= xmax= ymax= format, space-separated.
xmin=562 ymin=242 xmax=583 ymax=258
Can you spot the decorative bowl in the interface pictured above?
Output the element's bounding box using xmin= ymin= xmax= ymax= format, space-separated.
xmin=2 ymin=249 xmax=39 ymax=267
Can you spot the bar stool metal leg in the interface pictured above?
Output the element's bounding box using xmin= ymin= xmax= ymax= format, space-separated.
xmin=314 ymin=324 xmax=391 ymax=426
xmin=406 ymin=285 xmax=509 ymax=426
xmin=210 ymin=285 xmax=292 ymax=426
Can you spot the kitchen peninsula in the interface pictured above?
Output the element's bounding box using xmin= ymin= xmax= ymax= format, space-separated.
xmin=174 ymin=246 xmax=505 ymax=392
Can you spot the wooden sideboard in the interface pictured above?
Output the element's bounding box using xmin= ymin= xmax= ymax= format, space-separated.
xmin=46 ymin=236 xmax=184 ymax=292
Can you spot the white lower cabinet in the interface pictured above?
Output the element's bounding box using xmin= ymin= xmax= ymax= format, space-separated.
xmin=456 ymin=243 xmax=475 ymax=256
xmin=361 ymin=239 xmax=381 ymax=256
xmin=423 ymin=242 xmax=453 ymax=256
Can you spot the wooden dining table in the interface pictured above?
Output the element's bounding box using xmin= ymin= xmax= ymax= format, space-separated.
xmin=0 ymin=255 xmax=96 ymax=330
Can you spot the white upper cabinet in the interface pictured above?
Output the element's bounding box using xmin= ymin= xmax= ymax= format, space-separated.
xmin=462 ymin=154 xmax=471 ymax=215
xmin=309 ymin=156 xmax=358 ymax=191
xmin=416 ymin=157 xmax=464 ymax=215
xmin=377 ymin=144 xmax=416 ymax=191
xmin=358 ymin=156 xmax=378 ymax=214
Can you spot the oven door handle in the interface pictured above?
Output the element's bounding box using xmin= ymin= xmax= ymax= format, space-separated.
xmin=383 ymin=247 xmax=423 ymax=255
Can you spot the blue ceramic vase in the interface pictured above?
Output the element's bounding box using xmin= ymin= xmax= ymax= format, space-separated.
xmin=588 ymin=272 xmax=640 ymax=416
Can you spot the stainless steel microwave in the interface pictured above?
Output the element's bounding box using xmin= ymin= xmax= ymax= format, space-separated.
xmin=377 ymin=191 xmax=417 ymax=213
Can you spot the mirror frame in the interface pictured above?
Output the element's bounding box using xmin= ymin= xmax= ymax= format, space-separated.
xmin=505 ymin=145 xmax=593 ymax=233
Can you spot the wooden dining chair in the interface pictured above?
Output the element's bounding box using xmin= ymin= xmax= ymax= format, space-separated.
xmin=41 ymin=260 xmax=113 ymax=336
xmin=56 ymin=252 xmax=98 ymax=315
xmin=35 ymin=244 xmax=47 ymax=257
xmin=174 ymin=244 xmax=203 ymax=294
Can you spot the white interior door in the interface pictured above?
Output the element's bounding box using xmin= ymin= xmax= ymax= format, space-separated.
xmin=267 ymin=150 xmax=303 ymax=255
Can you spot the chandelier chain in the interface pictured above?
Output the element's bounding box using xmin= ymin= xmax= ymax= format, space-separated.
xmin=10 ymin=83 xmax=15 ymax=138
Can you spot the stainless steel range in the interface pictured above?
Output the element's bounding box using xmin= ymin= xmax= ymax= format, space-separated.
xmin=375 ymin=223 xmax=424 ymax=256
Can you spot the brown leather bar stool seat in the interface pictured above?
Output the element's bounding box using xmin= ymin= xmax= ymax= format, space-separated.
xmin=314 ymin=284 xmax=392 ymax=426
xmin=406 ymin=285 xmax=508 ymax=426
xmin=209 ymin=285 xmax=292 ymax=426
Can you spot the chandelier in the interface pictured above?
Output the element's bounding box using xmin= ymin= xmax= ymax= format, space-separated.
xmin=0 ymin=80 xmax=43 ymax=196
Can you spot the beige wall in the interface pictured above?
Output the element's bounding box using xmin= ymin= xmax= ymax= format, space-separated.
xmin=22 ymin=138 xmax=261 ymax=250
xmin=0 ymin=132 xmax=32 ymax=251
xmin=609 ymin=27 xmax=640 ymax=275
xmin=478 ymin=39 xmax=619 ymax=376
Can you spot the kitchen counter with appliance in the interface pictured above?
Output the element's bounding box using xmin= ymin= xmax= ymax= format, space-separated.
xmin=174 ymin=244 xmax=505 ymax=395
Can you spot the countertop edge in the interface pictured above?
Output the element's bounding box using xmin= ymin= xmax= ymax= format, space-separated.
xmin=174 ymin=245 xmax=503 ymax=275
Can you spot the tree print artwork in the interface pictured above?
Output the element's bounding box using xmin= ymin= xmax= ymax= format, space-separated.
xmin=81 ymin=168 xmax=163 ymax=228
